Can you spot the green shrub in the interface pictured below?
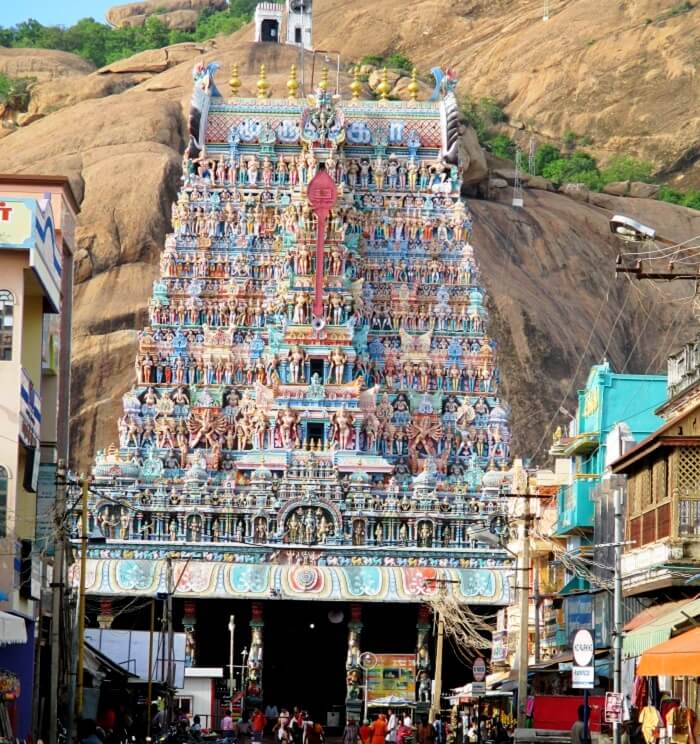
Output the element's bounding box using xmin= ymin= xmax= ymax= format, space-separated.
xmin=489 ymin=134 xmax=516 ymax=161
xmin=385 ymin=52 xmax=413 ymax=72
xmin=478 ymin=97 xmax=507 ymax=124
xmin=601 ymin=154 xmax=654 ymax=183
xmin=542 ymin=151 xmax=600 ymax=187
xmin=533 ymin=144 xmax=562 ymax=176
xmin=0 ymin=73 xmax=34 ymax=111
xmin=563 ymin=130 xmax=577 ymax=149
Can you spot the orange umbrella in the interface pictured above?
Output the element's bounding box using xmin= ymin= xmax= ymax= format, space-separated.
xmin=636 ymin=627 xmax=700 ymax=677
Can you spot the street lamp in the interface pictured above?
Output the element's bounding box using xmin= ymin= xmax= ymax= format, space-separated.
xmin=228 ymin=615 xmax=236 ymax=699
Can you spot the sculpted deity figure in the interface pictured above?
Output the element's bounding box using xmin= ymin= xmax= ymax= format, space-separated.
xmin=289 ymin=345 xmax=306 ymax=384
xmin=331 ymin=407 xmax=354 ymax=450
xmin=330 ymin=348 xmax=346 ymax=385
xmin=288 ymin=512 xmax=301 ymax=542
xmin=261 ymin=156 xmax=273 ymax=188
xmin=246 ymin=154 xmax=259 ymax=185
xmin=276 ymin=407 xmax=300 ymax=448
xmin=317 ymin=514 xmax=331 ymax=544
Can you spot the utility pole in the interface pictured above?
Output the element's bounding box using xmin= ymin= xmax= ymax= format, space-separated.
xmin=517 ymin=495 xmax=531 ymax=728
xmin=147 ymin=598 xmax=155 ymax=741
xmin=613 ymin=485 xmax=624 ymax=744
xmin=229 ymin=615 xmax=236 ymax=698
xmin=533 ymin=560 xmax=541 ymax=665
xmin=49 ymin=462 xmax=67 ymax=744
xmin=75 ymin=476 xmax=89 ymax=722
xmin=166 ymin=556 xmax=174 ymax=724
xmin=431 ymin=610 xmax=445 ymax=722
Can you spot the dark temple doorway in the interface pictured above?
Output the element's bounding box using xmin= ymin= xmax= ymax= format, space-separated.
xmin=260 ymin=19 xmax=279 ymax=42
xmin=264 ymin=601 xmax=346 ymax=723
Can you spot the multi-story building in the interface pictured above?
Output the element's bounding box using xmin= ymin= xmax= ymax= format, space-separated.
xmin=612 ymin=333 xmax=700 ymax=596
xmin=543 ymin=363 xmax=666 ymax=671
xmin=0 ymin=175 xmax=78 ymax=740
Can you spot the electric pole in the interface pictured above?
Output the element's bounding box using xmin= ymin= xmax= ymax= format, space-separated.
xmin=49 ymin=462 xmax=67 ymax=744
xmin=432 ymin=610 xmax=445 ymax=722
xmin=75 ymin=476 xmax=89 ymax=722
xmin=516 ymin=495 xmax=531 ymax=728
xmin=613 ymin=485 xmax=624 ymax=744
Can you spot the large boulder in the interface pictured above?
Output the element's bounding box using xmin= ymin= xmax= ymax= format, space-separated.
xmin=0 ymin=48 xmax=95 ymax=82
xmin=602 ymin=180 xmax=630 ymax=196
xmin=527 ymin=175 xmax=555 ymax=191
xmin=391 ymin=76 xmax=432 ymax=101
xmin=458 ymin=125 xmax=488 ymax=187
xmin=106 ymin=0 xmax=226 ymax=29
xmin=98 ymin=43 xmax=207 ymax=75
xmin=368 ymin=68 xmax=403 ymax=92
xmin=629 ymin=181 xmax=660 ymax=199
xmin=562 ymin=183 xmax=590 ymax=203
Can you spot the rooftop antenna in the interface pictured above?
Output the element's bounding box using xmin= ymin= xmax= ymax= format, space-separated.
xmin=512 ymin=149 xmax=524 ymax=208
xmin=543 ymin=0 xmax=550 ymax=21
xmin=528 ymin=136 xmax=536 ymax=176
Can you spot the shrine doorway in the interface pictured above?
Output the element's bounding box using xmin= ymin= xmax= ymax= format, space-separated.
xmin=263 ymin=600 xmax=346 ymax=722
xmin=260 ymin=19 xmax=279 ymax=42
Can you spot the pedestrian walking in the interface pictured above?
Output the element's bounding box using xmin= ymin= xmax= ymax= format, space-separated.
xmin=344 ymin=719 xmax=359 ymax=744
xmin=370 ymin=714 xmax=388 ymax=744
xmin=222 ymin=710 xmax=235 ymax=740
xmin=397 ymin=716 xmax=414 ymax=744
xmin=252 ymin=709 xmax=267 ymax=743
xmin=360 ymin=720 xmax=371 ymax=744
xmin=266 ymin=704 xmax=280 ymax=734
xmin=387 ymin=710 xmax=398 ymax=744
xmin=417 ymin=716 xmax=435 ymax=744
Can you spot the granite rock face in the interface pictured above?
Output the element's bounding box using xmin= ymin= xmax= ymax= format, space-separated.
xmin=106 ymin=0 xmax=227 ymax=30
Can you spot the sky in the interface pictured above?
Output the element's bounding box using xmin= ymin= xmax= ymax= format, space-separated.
xmin=0 ymin=0 xmax=115 ymax=28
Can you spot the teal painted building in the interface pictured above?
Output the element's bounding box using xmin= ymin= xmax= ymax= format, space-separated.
xmin=554 ymin=361 xmax=667 ymax=535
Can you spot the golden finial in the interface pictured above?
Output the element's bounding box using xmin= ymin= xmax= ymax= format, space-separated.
xmin=350 ymin=66 xmax=362 ymax=100
xmin=377 ymin=67 xmax=391 ymax=101
xmin=319 ymin=66 xmax=329 ymax=92
xmin=257 ymin=64 xmax=270 ymax=99
xmin=229 ymin=63 xmax=241 ymax=97
xmin=407 ymin=67 xmax=420 ymax=101
xmin=287 ymin=63 xmax=299 ymax=100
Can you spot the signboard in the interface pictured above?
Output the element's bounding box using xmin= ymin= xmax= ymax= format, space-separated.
xmin=366 ymin=653 xmax=416 ymax=702
xmin=472 ymin=657 xmax=486 ymax=682
xmin=491 ymin=630 xmax=508 ymax=663
xmin=470 ymin=682 xmax=486 ymax=696
xmin=0 ymin=197 xmax=62 ymax=312
xmin=605 ymin=692 xmax=623 ymax=724
xmin=19 ymin=367 xmax=42 ymax=447
xmin=36 ymin=464 xmax=57 ymax=556
xmin=571 ymin=628 xmax=594 ymax=690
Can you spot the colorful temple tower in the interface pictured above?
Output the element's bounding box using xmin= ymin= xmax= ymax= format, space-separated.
xmin=78 ymin=61 xmax=514 ymax=713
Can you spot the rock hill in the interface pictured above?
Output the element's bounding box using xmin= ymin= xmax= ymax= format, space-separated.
xmin=0 ymin=8 xmax=697 ymax=469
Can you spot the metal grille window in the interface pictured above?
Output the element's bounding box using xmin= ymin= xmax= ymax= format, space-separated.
xmin=0 ymin=290 xmax=13 ymax=361
xmin=677 ymin=447 xmax=700 ymax=494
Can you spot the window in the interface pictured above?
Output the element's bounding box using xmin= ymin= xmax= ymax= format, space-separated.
xmin=0 ymin=466 xmax=7 ymax=538
xmin=0 ymin=290 xmax=13 ymax=361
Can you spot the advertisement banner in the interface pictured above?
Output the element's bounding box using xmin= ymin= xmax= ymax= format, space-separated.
xmin=366 ymin=653 xmax=416 ymax=702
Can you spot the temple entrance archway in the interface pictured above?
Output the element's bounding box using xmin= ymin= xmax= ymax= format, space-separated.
xmin=263 ymin=601 xmax=346 ymax=722
xmin=260 ymin=19 xmax=279 ymax=42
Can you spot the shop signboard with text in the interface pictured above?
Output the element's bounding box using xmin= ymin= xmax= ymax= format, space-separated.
xmin=366 ymin=653 xmax=416 ymax=702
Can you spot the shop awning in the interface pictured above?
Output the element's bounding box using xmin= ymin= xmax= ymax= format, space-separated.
xmin=636 ymin=627 xmax=700 ymax=677
xmin=0 ymin=612 xmax=28 ymax=647
xmin=623 ymin=596 xmax=700 ymax=659
xmin=558 ymin=577 xmax=590 ymax=596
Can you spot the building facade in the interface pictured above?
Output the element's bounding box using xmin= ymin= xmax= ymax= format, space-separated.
xmin=612 ymin=334 xmax=700 ymax=595
xmin=73 ymin=61 xmax=515 ymax=718
xmin=0 ymin=175 xmax=78 ymax=740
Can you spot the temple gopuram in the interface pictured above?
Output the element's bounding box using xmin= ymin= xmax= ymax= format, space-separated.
xmin=76 ymin=56 xmax=515 ymax=716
